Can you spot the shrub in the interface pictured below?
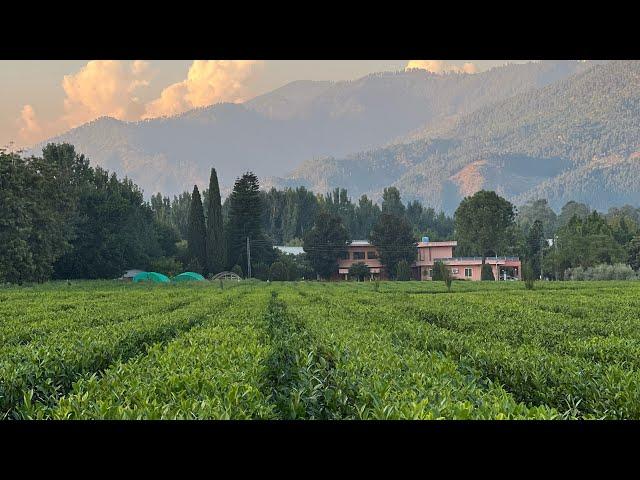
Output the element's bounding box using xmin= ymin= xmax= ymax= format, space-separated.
xmin=565 ymin=263 xmax=639 ymax=281
xmin=231 ymin=264 xmax=243 ymax=277
xmin=349 ymin=262 xmax=370 ymax=282
xmin=149 ymin=257 xmax=183 ymax=278
xmin=269 ymin=261 xmax=287 ymax=281
xmin=441 ymin=264 xmax=453 ymax=292
xmin=481 ymin=264 xmax=495 ymax=281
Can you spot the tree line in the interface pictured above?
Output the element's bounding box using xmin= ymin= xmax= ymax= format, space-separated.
xmin=3 ymin=143 xmax=640 ymax=284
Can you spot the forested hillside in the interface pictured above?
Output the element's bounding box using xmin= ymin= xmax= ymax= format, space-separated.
xmin=269 ymin=61 xmax=640 ymax=212
xmin=29 ymin=61 xmax=591 ymax=198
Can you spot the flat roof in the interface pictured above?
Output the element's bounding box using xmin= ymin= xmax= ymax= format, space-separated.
xmin=349 ymin=240 xmax=373 ymax=246
xmin=274 ymin=246 xmax=305 ymax=255
xmin=417 ymin=241 xmax=458 ymax=247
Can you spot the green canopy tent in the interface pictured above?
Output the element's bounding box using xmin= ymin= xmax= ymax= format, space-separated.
xmin=172 ymin=272 xmax=206 ymax=282
xmin=132 ymin=272 xmax=170 ymax=283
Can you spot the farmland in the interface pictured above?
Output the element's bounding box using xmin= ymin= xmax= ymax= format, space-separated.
xmin=1 ymin=280 xmax=640 ymax=419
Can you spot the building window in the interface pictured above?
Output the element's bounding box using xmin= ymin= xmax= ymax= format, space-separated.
xmin=464 ymin=268 xmax=472 ymax=278
xmin=339 ymin=251 xmax=349 ymax=260
xmin=451 ymin=268 xmax=459 ymax=274
xmin=353 ymin=251 xmax=365 ymax=260
xmin=367 ymin=250 xmax=378 ymax=259
xmin=419 ymin=250 xmax=425 ymax=261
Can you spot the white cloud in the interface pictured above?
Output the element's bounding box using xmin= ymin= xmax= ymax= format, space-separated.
xmin=405 ymin=60 xmax=479 ymax=75
xmin=16 ymin=60 xmax=264 ymax=146
xmin=17 ymin=104 xmax=44 ymax=145
xmin=143 ymin=60 xmax=263 ymax=118
xmin=61 ymin=60 xmax=151 ymax=128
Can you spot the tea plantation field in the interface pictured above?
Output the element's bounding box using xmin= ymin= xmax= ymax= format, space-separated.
xmin=1 ymin=280 xmax=639 ymax=419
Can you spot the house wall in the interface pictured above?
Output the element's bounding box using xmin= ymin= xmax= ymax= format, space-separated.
xmin=332 ymin=241 xmax=521 ymax=282
xmin=336 ymin=244 xmax=385 ymax=280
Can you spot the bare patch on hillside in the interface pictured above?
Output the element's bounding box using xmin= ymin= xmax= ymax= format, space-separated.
xmin=449 ymin=160 xmax=487 ymax=197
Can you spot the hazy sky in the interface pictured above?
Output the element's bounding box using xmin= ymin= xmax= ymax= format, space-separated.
xmin=0 ymin=60 xmax=527 ymax=148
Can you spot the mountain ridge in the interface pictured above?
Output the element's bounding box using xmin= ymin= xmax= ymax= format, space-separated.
xmin=29 ymin=60 xmax=593 ymax=198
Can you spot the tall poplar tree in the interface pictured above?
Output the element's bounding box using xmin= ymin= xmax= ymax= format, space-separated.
xmin=187 ymin=185 xmax=207 ymax=274
xmin=205 ymin=168 xmax=225 ymax=274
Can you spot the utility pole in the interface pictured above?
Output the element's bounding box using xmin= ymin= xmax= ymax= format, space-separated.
xmin=246 ymin=236 xmax=251 ymax=279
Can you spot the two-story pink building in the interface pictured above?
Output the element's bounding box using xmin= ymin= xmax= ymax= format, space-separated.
xmin=414 ymin=239 xmax=521 ymax=281
xmin=334 ymin=238 xmax=521 ymax=281
xmin=335 ymin=240 xmax=386 ymax=280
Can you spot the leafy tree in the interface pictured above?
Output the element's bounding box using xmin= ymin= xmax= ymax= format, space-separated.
xmin=525 ymin=219 xmax=545 ymax=279
xmin=349 ymin=262 xmax=370 ymax=282
xmin=227 ymin=172 xmax=276 ymax=274
xmin=303 ymin=211 xmax=349 ymax=280
xmin=557 ymin=201 xmax=590 ymax=228
xmin=454 ymin=190 xmax=516 ymax=268
xmin=395 ymin=260 xmax=411 ymax=281
xmin=629 ymin=236 xmax=640 ymax=271
xmin=370 ymin=213 xmax=416 ymax=279
xmin=170 ymin=192 xmax=191 ymax=239
xmin=268 ymin=261 xmax=287 ymax=281
xmin=381 ymin=187 xmax=406 ymax=218
xmin=522 ymin=261 xmax=535 ymax=290
xmin=205 ymin=168 xmax=226 ymax=274
xmin=518 ymin=199 xmax=557 ymax=237
xmin=187 ymin=185 xmax=207 ymax=274
xmin=154 ymin=222 xmax=180 ymax=258
xmin=0 ymin=152 xmax=35 ymax=283
xmin=354 ymin=195 xmax=381 ymax=239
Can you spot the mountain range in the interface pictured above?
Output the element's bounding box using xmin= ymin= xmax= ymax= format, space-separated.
xmin=266 ymin=60 xmax=640 ymax=212
xmin=29 ymin=60 xmax=639 ymax=212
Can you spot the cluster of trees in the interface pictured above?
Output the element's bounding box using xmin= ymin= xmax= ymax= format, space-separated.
xmin=515 ymin=198 xmax=640 ymax=280
xmin=1 ymin=144 xmax=179 ymax=283
xmin=258 ymin=186 xmax=453 ymax=245
xmin=4 ymin=142 xmax=640 ymax=285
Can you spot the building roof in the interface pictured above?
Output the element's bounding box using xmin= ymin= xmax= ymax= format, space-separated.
xmin=349 ymin=240 xmax=372 ymax=247
xmin=417 ymin=241 xmax=458 ymax=248
xmin=435 ymin=257 xmax=520 ymax=265
xmin=274 ymin=246 xmax=305 ymax=255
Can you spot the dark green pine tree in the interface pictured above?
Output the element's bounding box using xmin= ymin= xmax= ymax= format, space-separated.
xmin=187 ymin=185 xmax=207 ymax=274
xmin=227 ymin=172 xmax=275 ymax=274
xmin=205 ymin=168 xmax=225 ymax=274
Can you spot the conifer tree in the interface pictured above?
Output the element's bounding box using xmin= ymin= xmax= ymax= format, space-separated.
xmin=205 ymin=168 xmax=225 ymax=274
xmin=187 ymin=185 xmax=207 ymax=274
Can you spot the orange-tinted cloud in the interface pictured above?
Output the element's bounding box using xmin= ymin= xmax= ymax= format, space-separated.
xmin=405 ymin=60 xmax=479 ymax=74
xmin=17 ymin=60 xmax=264 ymax=147
xmin=143 ymin=60 xmax=263 ymax=118
xmin=61 ymin=60 xmax=151 ymax=128
xmin=17 ymin=105 xmax=43 ymax=145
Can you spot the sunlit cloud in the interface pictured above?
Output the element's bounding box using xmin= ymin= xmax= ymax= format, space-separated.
xmin=16 ymin=60 xmax=264 ymax=147
xmin=61 ymin=60 xmax=151 ymax=128
xmin=405 ymin=60 xmax=479 ymax=75
xmin=17 ymin=105 xmax=43 ymax=145
xmin=143 ymin=60 xmax=263 ymax=119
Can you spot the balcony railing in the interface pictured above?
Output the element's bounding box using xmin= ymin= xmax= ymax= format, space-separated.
xmin=418 ymin=256 xmax=521 ymax=262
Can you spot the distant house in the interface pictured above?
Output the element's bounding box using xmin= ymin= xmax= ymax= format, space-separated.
xmin=333 ymin=238 xmax=521 ymax=281
xmin=119 ymin=269 xmax=145 ymax=281
xmin=335 ymin=240 xmax=385 ymax=280
xmin=414 ymin=239 xmax=521 ymax=281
